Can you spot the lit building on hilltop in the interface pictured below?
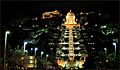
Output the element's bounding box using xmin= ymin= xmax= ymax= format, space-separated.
xmin=42 ymin=10 xmax=60 ymax=19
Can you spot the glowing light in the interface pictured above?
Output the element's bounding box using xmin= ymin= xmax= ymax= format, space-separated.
xmin=104 ymin=48 xmax=107 ymax=51
xmin=29 ymin=60 xmax=34 ymax=63
xmin=31 ymin=48 xmax=33 ymax=51
xmin=99 ymin=13 xmax=101 ymax=15
xmin=92 ymin=47 xmax=95 ymax=50
xmin=84 ymin=22 xmax=88 ymax=25
xmin=6 ymin=31 xmax=10 ymax=34
xmin=95 ymin=24 xmax=97 ymax=26
xmin=74 ymin=42 xmax=80 ymax=44
xmin=62 ymin=47 xmax=68 ymax=50
xmin=19 ymin=25 xmax=22 ymax=27
xmin=75 ymin=47 xmax=81 ymax=50
xmin=27 ymin=64 xmax=37 ymax=68
xmin=46 ymin=54 xmax=49 ymax=57
xmin=29 ymin=56 xmax=34 ymax=59
xmin=78 ymin=53 xmax=82 ymax=56
xmin=64 ymin=36 xmax=69 ymax=38
xmin=24 ymin=42 xmax=27 ymax=45
xmin=24 ymin=42 xmax=27 ymax=52
xmin=59 ymin=42 xmax=69 ymax=44
xmin=100 ymin=25 xmax=107 ymax=29
xmin=35 ymin=17 xmax=38 ymax=20
xmin=86 ymin=13 xmax=89 ymax=15
xmin=21 ymin=57 xmax=24 ymax=60
xmin=91 ymin=35 xmax=93 ymax=37
xmin=61 ymin=53 xmax=65 ymax=56
xmin=35 ymin=48 xmax=38 ymax=51
xmin=113 ymin=42 xmax=116 ymax=53
xmin=106 ymin=60 xmax=108 ymax=62
xmin=80 ymin=12 xmax=84 ymax=15
xmin=73 ymin=36 xmax=77 ymax=38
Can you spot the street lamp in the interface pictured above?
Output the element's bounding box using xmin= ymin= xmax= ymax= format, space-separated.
xmin=41 ymin=51 xmax=44 ymax=58
xmin=23 ymin=42 xmax=27 ymax=52
xmin=113 ymin=43 xmax=116 ymax=53
xmin=34 ymin=48 xmax=38 ymax=70
xmin=4 ymin=31 xmax=10 ymax=70
xmin=46 ymin=54 xmax=49 ymax=70
xmin=34 ymin=48 xmax=38 ymax=56
xmin=31 ymin=48 xmax=33 ymax=54
xmin=46 ymin=54 xmax=49 ymax=62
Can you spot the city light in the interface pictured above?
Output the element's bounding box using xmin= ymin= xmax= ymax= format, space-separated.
xmin=104 ymin=48 xmax=107 ymax=53
xmin=35 ymin=48 xmax=38 ymax=51
xmin=62 ymin=47 xmax=68 ymax=50
xmin=113 ymin=42 xmax=116 ymax=53
xmin=106 ymin=60 xmax=108 ymax=62
xmin=86 ymin=13 xmax=89 ymax=15
xmin=74 ymin=42 xmax=80 ymax=44
xmin=29 ymin=56 xmax=34 ymax=59
xmin=30 ymin=48 xmax=33 ymax=53
xmin=6 ymin=31 xmax=10 ymax=34
xmin=4 ymin=31 xmax=10 ymax=70
xmin=92 ymin=47 xmax=95 ymax=50
xmin=41 ymin=51 xmax=44 ymax=58
xmin=31 ymin=48 xmax=33 ymax=51
xmin=84 ymin=22 xmax=88 ymax=25
xmin=91 ymin=35 xmax=93 ymax=37
xmin=104 ymin=48 xmax=107 ymax=51
xmin=95 ymin=24 xmax=97 ymax=26
xmin=29 ymin=60 xmax=34 ymax=63
xmin=24 ymin=42 xmax=28 ymax=52
xmin=46 ymin=54 xmax=49 ymax=62
xmin=46 ymin=54 xmax=49 ymax=57
xmin=100 ymin=25 xmax=107 ymax=29
xmin=35 ymin=48 xmax=38 ymax=56
xmin=21 ymin=57 xmax=24 ymax=60
xmin=99 ymin=13 xmax=101 ymax=15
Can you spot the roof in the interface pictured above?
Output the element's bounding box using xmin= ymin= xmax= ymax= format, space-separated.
xmin=67 ymin=10 xmax=75 ymax=16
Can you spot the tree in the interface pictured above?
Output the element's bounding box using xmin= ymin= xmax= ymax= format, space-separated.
xmin=94 ymin=51 xmax=118 ymax=69
xmin=8 ymin=45 xmax=28 ymax=69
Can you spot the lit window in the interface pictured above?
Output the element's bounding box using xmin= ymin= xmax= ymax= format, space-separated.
xmin=29 ymin=56 xmax=34 ymax=59
xmin=29 ymin=60 xmax=34 ymax=63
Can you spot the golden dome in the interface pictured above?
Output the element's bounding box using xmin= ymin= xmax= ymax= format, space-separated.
xmin=67 ymin=10 xmax=75 ymax=16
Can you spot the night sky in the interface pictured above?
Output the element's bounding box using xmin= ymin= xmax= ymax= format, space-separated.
xmin=2 ymin=1 xmax=119 ymax=25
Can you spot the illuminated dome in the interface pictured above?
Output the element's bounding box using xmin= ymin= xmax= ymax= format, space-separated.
xmin=67 ymin=10 xmax=75 ymax=16
xmin=65 ymin=10 xmax=76 ymax=24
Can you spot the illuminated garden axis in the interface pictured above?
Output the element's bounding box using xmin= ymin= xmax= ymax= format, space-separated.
xmin=57 ymin=10 xmax=88 ymax=69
